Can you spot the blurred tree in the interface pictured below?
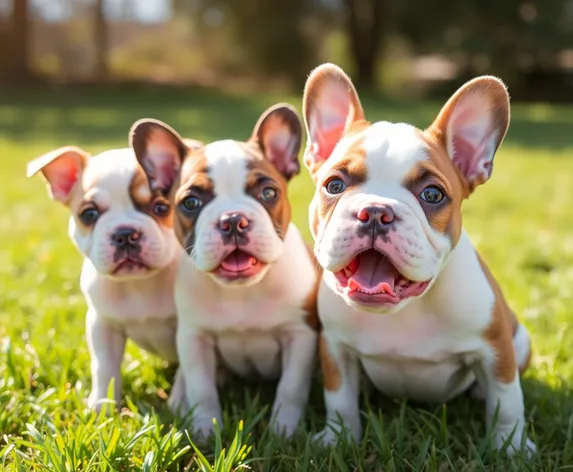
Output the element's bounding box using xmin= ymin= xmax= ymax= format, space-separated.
xmin=1 ymin=0 xmax=34 ymax=81
xmin=344 ymin=0 xmax=384 ymax=88
xmin=94 ymin=0 xmax=108 ymax=79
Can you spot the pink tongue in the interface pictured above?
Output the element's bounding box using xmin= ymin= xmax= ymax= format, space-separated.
xmin=348 ymin=252 xmax=398 ymax=295
xmin=220 ymin=251 xmax=256 ymax=272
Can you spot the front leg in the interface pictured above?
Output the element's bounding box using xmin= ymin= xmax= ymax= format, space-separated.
xmin=176 ymin=329 xmax=222 ymax=439
xmin=271 ymin=327 xmax=318 ymax=437
xmin=313 ymin=334 xmax=361 ymax=446
xmin=85 ymin=309 xmax=126 ymax=412
xmin=473 ymin=338 xmax=536 ymax=457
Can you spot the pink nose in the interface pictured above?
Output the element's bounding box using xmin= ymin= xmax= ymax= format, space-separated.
xmin=356 ymin=205 xmax=395 ymax=225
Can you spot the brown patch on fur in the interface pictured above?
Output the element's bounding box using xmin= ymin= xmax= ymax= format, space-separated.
xmin=243 ymin=143 xmax=291 ymax=239
xmin=319 ymin=335 xmax=341 ymax=392
xmin=173 ymin=148 xmax=214 ymax=250
xmin=302 ymin=243 xmax=322 ymax=331
xmin=477 ymin=252 xmax=527 ymax=383
xmin=129 ymin=165 xmax=174 ymax=229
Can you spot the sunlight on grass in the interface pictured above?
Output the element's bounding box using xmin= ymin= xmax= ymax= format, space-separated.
xmin=1 ymin=88 xmax=573 ymax=470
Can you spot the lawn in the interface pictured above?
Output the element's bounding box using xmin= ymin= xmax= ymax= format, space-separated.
xmin=1 ymin=86 xmax=573 ymax=471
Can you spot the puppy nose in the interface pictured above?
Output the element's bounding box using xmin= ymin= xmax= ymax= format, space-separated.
xmin=356 ymin=205 xmax=395 ymax=226
xmin=111 ymin=227 xmax=142 ymax=248
xmin=218 ymin=212 xmax=250 ymax=236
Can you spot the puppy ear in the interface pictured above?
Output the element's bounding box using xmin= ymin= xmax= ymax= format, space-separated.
xmin=427 ymin=76 xmax=510 ymax=193
xmin=250 ymin=103 xmax=303 ymax=181
xmin=130 ymin=119 xmax=189 ymax=195
xmin=302 ymin=63 xmax=365 ymax=174
xmin=26 ymin=146 xmax=89 ymax=204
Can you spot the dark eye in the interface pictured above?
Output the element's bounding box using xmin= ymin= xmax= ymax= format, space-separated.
xmin=180 ymin=195 xmax=202 ymax=212
xmin=325 ymin=178 xmax=347 ymax=195
xmin=79 ymin=207 xmax=100 ymax=226
xmin=420 ymin=185 xmax=445 ymax=204
xmin=152 ymin=201 xmax=170 ymax=216
xmin=260 ymin=186 xmax=277 ymax=202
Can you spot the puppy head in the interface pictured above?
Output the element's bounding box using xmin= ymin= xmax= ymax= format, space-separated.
xmin=131 ymin=103 xmax=302 ymax=288
xmin=303 ymin=63 xmax=510 ymax=313
xmin=27 ymin=146 xmax=183 ymax=280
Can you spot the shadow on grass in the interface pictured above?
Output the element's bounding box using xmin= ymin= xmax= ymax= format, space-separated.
xmin=1 ymin=87 xmax=573 ymax=153
xmin=125 ymin=366 xmax=573 ymax=471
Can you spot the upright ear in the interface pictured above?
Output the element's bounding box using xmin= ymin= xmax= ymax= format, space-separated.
xmin=427 ymin=76 xmax=510 ymax=192
xmin=26 ymin=146 xmax=89 ymax=204
xmin=302 ymin=63 xmax=365 ymax=174
xmin=130 ymin=119 xmax=189 ymax=195
xmin=250 ymin=103 xmax=303 ymax=181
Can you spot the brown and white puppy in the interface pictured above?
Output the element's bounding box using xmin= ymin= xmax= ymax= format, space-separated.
xmin=26 ymin=144 xmax=200 ymax=410
xmin=130 ymin=104 xmax=319 ymax=438
xmin=302 ymin=64 xmax=535 ymax=456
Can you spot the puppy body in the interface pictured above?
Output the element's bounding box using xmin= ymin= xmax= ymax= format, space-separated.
xmin=131 ymin=106 xmax=319 ymax=438
xmin=28 ymin=148 xmax=184 ymax=409
xmin=302 ymin=64 xmax=535 ymax=455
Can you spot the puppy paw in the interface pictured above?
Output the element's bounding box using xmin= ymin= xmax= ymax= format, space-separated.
xmin=469 ymin=382 xmax=486 ymax=401
xmin=190 ymin=416 xmax=222 ymax=443
xmin=311 ymin=428 xmax=341 ymax=447
xmin=494 ymin=430 xmax=537 ymax=458
xmin=271 ymin=403 xmax=303 ymax=438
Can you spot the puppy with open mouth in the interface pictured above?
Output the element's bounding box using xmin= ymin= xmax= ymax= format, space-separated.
xmin=27 ymin=142 xmax=202 ymax=411
xmin=302 ymin=64 xmax=535 ymax=456
xmin=130 ymin=104 xmax=319 ymax=438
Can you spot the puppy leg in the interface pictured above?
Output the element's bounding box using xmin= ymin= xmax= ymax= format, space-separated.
xmin=470 ymin=323 xmax=532 ymax=401
xmin=313 ymin=334 xmax=361 ymax=446
xmin=86 ymin=310 xmax=126 ymax=412
xmin=271 ymin=328 xmax=317 ymax=437
xmin=473 ymin=337 xmax=536 ymax=456
xmin=177 ymin=329 xmax=222 ymax=439
xmin=167 ymin=367 xmax=188 ymax=415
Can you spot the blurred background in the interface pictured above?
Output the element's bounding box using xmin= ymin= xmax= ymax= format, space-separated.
xmin=1 ymin=0 xmax=573 ymax=100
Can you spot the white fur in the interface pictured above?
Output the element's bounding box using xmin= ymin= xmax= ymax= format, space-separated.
xmin=66 ymin=149 xmax=182 ymax=411
xmin=171 ymin=141 xmax=318 ymax=438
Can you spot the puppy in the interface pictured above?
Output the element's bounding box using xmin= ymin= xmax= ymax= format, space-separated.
xmin=130 ymin=104 xmax=319 ymax=438
xmin=301 ymin=64 xmax=535 ymax=455
xmin=27 ymin=143 xmax=200 ymax=411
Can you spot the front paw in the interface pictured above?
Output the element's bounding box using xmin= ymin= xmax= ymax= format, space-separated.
xmin=311 ymin=423 xmax=361 ymax=447
xmin=494 ymin=429 xmax=537 ymax=458
xmin=190 ymin=416 xmax=222 ymax=443
xmin=87 ymin=392 xmax=115 ymax=414
xmin=271 ymin=405 xmax=303 ymax=437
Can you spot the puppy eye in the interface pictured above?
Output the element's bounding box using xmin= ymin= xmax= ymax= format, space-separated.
xmin=324 ymin=178 xmax=347 ymax=195
xmin=180 ymin=195 xmax=202 ymax=212
xmin=79 ymin=207 xmax=100 ymax=226
xmin=420 ymin=185 xmax=445 ymax=204
xmin=259 ymin=186 xmax=277 ymax=202
xmin=152 ymin=201 xmax=170 ymax=216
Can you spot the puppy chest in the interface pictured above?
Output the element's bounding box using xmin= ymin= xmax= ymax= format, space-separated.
xmin=360 ymin=356 xmax=474 ymax=403
xmin=215 ymin=332 xmax=282 ymax=379
xmin=124 ymin=318 xmax=178 ymax=362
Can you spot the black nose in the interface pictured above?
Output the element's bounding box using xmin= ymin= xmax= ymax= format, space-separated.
xmin=218 ymin=212 xmax=250 ymax=236
xmin=111 ymin=227 xmax=142 ymax=248
xmin=356 ymin=205 xmax=395 ymax=232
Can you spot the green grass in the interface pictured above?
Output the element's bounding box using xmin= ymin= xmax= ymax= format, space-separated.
xmin=1 ymin=86 xmax=573 ymax=471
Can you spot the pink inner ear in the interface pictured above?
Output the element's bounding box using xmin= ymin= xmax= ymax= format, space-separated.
xmin=312 ymin=123 xmax=346 ymax=162
xmin=44 ymin=155 xmax=81 ymax=201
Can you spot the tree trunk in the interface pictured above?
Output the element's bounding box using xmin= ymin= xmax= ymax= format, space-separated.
xmin=10 ymin=0 xmax=33 ymax=81
xmin=344 ymin=0 xmax=384 ymax=88
xmin=94 ymin=0 xmax=108 ymax=80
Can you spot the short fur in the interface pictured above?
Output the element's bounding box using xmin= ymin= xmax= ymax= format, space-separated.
xmin=130 ymin=103 xmax=319 ymax=439
xmin=302 ymin=63 xmax=535 ymax=456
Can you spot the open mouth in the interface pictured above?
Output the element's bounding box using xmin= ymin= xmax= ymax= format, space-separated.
xmin=112 ymin=258 xmax=150 ymax=275
xmin=334 ymin=249 xmax=431 ymax=306
xmin=212 ymin=249 xmax=266 ymax=281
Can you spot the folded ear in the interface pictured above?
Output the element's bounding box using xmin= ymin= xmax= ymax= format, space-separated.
xmin=130 ymin=119 xmax=189 ymax=195
xmin=427 ymin=76 xmax=510 ymax=193
xmin=250 ymin=103 xmax=303 ymax=181
xmin=302 ymin=63 xmax=365 ymax=174
xmin=26 ymin=146 xmax=89 ymax=204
